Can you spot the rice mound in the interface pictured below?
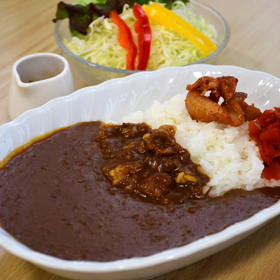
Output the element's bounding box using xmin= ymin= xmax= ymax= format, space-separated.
xmin=123 ymin=94 xmax=269 ymax=197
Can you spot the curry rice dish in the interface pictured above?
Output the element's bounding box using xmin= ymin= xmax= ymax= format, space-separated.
xmin=0 ymin=76 xmax=279 ymax=262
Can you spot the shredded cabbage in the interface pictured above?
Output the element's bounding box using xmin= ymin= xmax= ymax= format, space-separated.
xmin=64 ymin=1 xmax=217 ymax=70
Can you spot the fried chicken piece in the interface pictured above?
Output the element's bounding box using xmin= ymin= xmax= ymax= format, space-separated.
xmin=185 ymin=76 xmax=262 ymax=126
xmin=231 ymin=92 xmax=262 ymax=121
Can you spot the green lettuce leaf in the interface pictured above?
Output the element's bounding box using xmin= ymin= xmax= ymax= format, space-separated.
xmin=53 ymin=0 xmax=189 ymax=35
xmin=90 ymin=0 xmax=135 ymax=17
xmin=53 ymin=2 xmax=95 ymax=35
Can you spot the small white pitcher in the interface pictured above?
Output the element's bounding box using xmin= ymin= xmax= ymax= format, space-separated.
xmin=9 ymin=53 xmax=75 ymax=120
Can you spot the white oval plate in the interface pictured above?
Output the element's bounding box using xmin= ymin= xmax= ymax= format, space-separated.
xmin=0 ymin=64 xmax=280 ymax=280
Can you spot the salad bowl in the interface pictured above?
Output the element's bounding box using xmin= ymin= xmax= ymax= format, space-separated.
xmin=0 ymin=64 xmax=279 ymax=279
xmin=54 ymin=1 xmax=230 ymax=85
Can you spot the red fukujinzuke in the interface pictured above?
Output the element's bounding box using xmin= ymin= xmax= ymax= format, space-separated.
xmin=248 ymin=107 xmax=280 ymax=180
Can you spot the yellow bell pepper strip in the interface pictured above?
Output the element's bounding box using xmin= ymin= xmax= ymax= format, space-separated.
xmin=142 ymin=5 xmax=211 ymax=57
xmin=150 ymin=2 xmax=217 ymax=52
xmin=133 ymin=4 xmax=152 ymax=70
xmin=110 ymin=10 xmax=137 ymax=70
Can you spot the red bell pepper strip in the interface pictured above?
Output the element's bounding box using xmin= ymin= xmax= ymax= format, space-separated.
xmin=133 ymin=4 xmax=152 ymax=71
xmin=110 ymin=10 xmax=137 ymax=70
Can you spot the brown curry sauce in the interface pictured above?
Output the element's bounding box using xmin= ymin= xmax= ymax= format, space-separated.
xmin=0 ymin=121 xmax=279 ymax=261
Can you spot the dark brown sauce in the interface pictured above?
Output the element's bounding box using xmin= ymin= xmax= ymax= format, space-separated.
xmin=97 ymin=122 xmax=209 ymax=204
xmin=0 ymin=121 xmax=279 ymax=262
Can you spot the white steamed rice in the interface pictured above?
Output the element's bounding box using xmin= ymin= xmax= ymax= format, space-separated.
xmin=123 ymin=94 xmax=277 ymax=197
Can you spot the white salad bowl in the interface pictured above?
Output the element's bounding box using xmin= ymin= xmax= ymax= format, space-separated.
xmin=0 ymin=64 xmax=280 ymax=280
xmin=54 ymin=0 xmax=230 ymax=85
